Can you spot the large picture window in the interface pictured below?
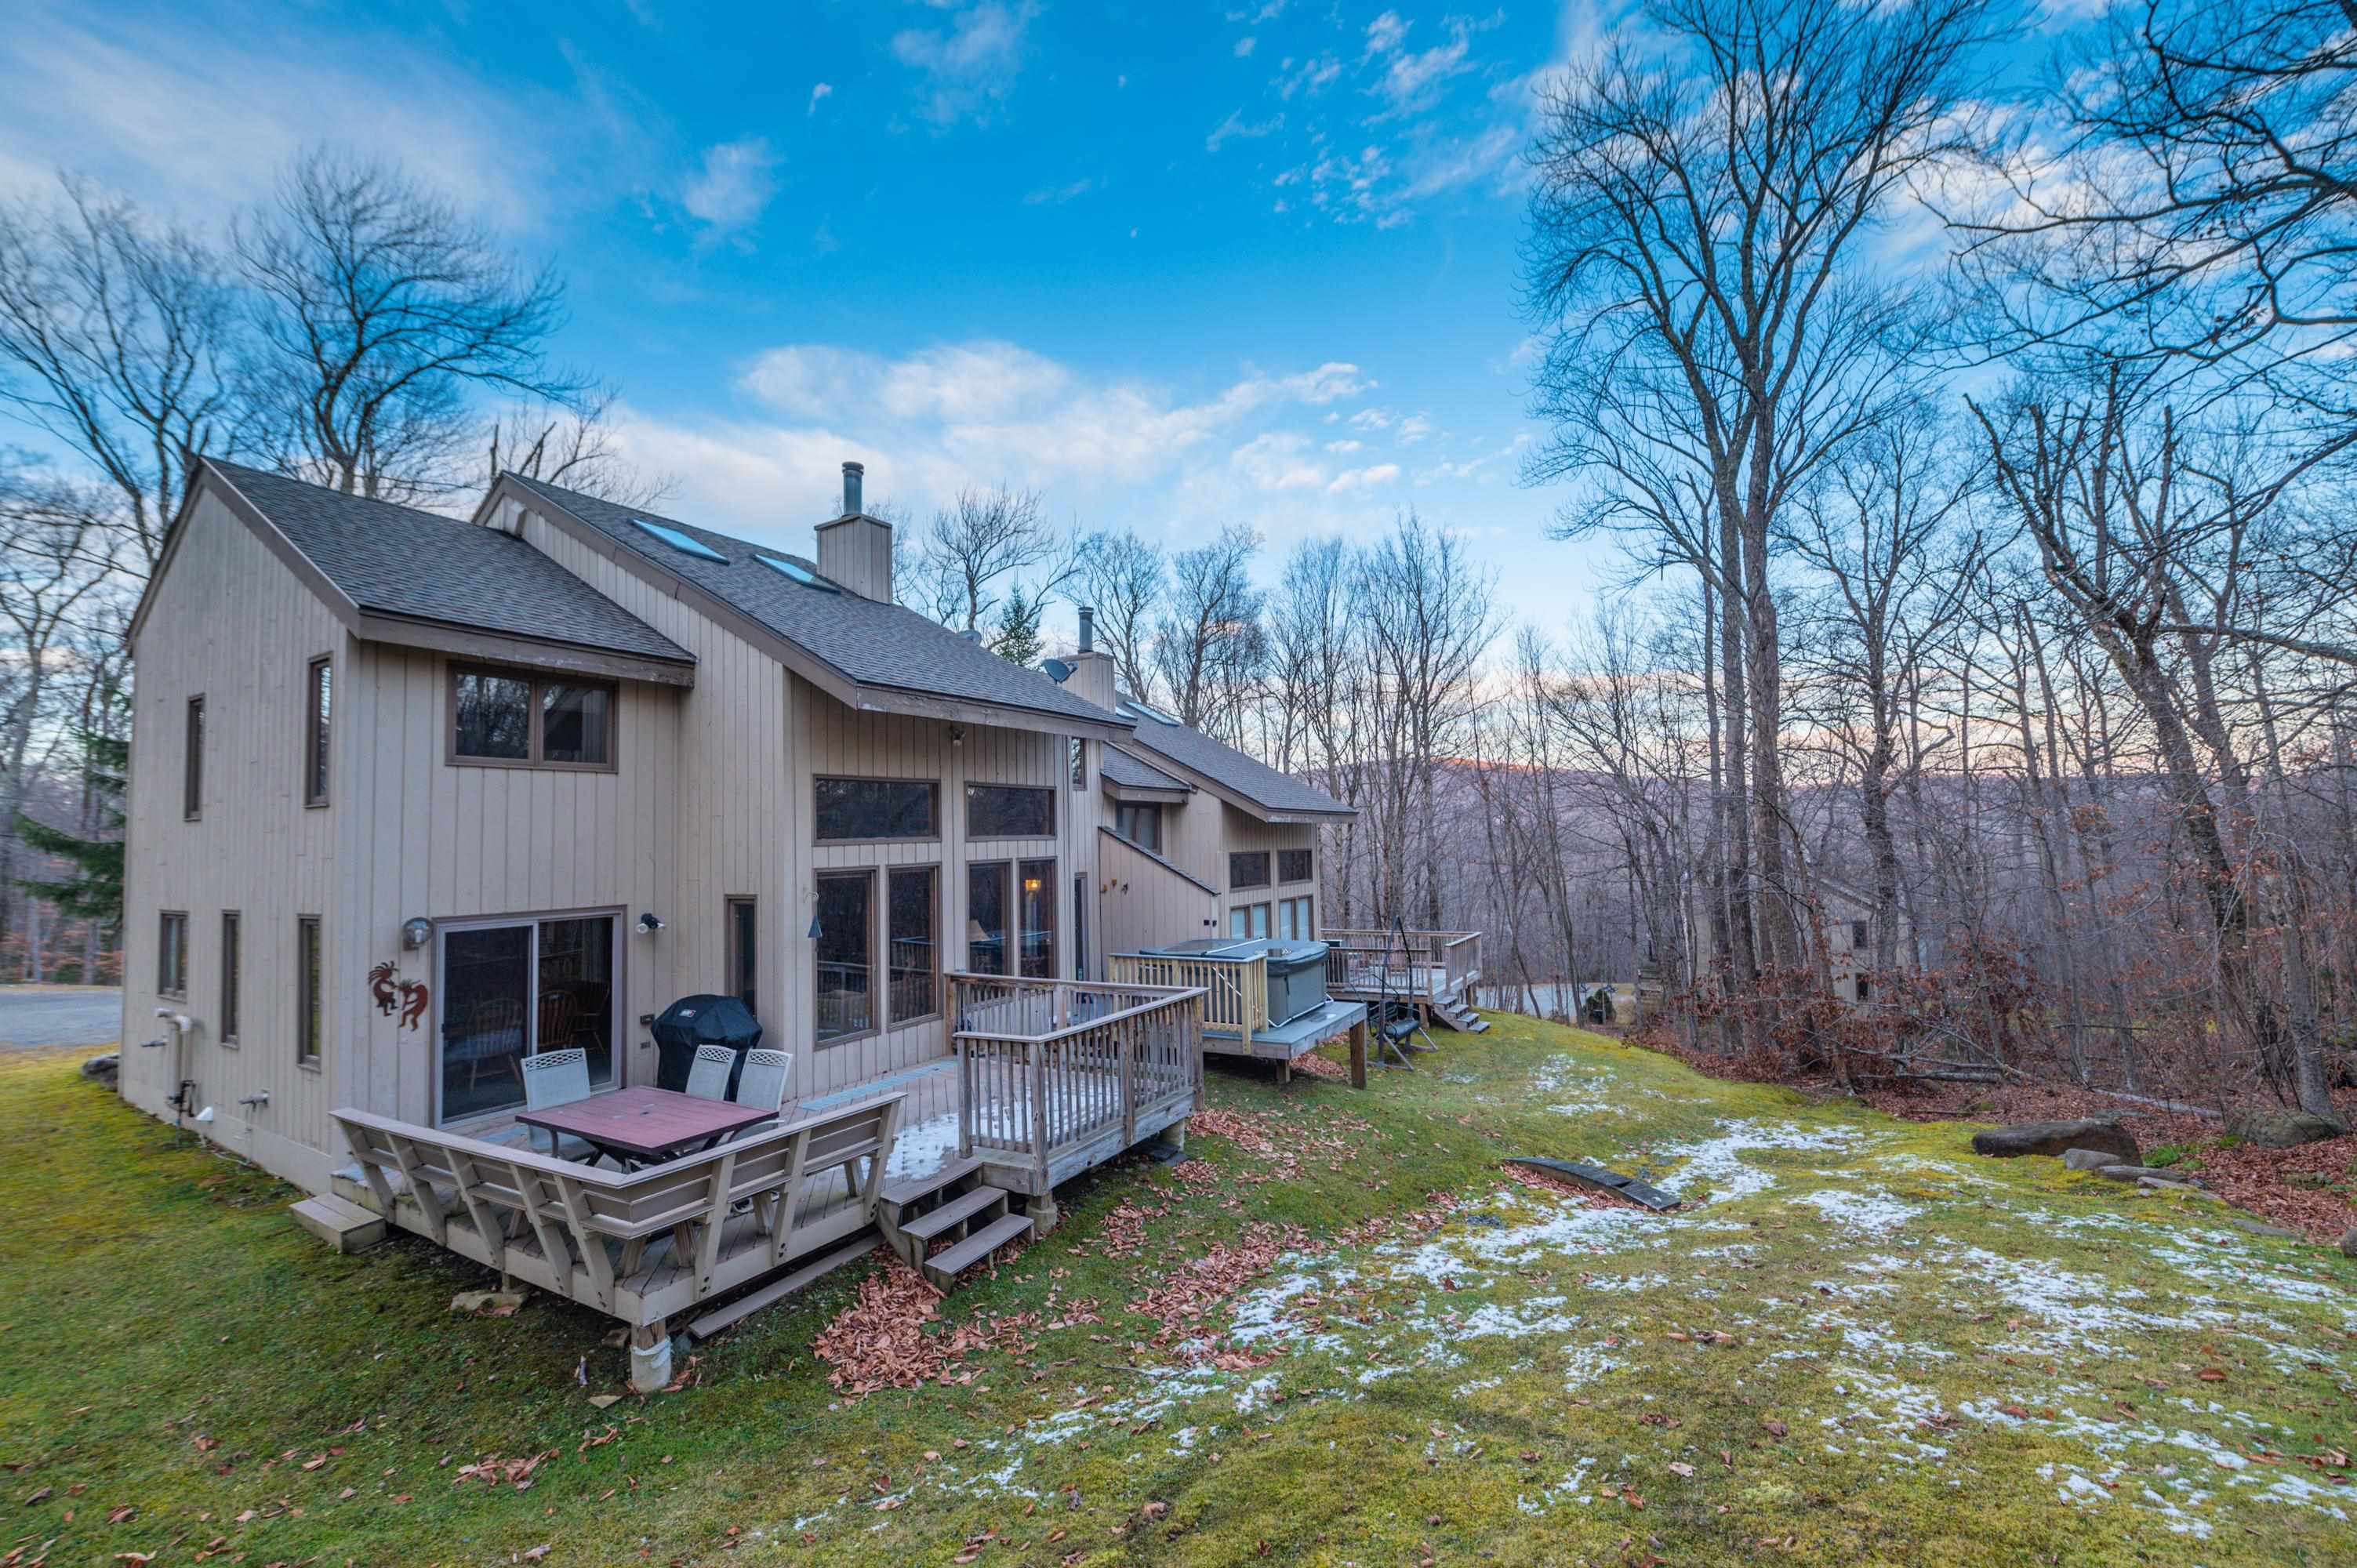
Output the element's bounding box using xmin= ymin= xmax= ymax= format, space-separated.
xmin=967 ymin=783 xmax=1052 ymax=838
xmin=450 ymin=666 xmax=616 ymax=769
xmin=1277 ymin=848 xmax=1313 ymax=884
xmin=815 ymin=872 xmax=875 ymax=1044
xmin=436 ymin=914 xmax=617 ymax=1123
xmin=1114 ymin=802 xmax=1163 ymax=853
xmin=815 ymin=777 xmax=937 ymax=841
xmin=1229 ymin=851 xmax=1271 ymax=890
xmin=888 ymin=866 xmax=939 ymax=1024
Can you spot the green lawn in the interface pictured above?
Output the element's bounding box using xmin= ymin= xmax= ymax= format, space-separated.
xmin=3 ymin=1018 xmax=2352 ymax=1566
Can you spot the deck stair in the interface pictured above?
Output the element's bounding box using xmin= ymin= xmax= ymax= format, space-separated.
xmin=1429 ymin=997 xmax=1489 ymax=1033
xmin=290 ymin=1191 xmax=386 ymax=1253
xmin=877 ymin=1155 xmax=1034 ymax=1288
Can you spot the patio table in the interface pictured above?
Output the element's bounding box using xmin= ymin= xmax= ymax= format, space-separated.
xmin=517 ymin=1086 xmax=775 ymax=1169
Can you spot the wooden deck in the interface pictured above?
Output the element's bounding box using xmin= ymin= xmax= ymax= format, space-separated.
xmin=1321 ymin=929 xmax=1482 ymax=1004
xmin=328 ymin=975 xmax=1209 ymax=1338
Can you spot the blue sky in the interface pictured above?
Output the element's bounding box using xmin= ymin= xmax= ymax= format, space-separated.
xmin=2 ymin=0 xmax=1622 ymax=636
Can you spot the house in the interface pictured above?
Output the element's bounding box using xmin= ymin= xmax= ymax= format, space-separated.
xmin=1679 ymin=876 xmax=1916 ymax=1005
xmin=114 ymin=456 xmax=1369 ymax=1340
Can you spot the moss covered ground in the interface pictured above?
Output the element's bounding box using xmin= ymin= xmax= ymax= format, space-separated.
xmin=2 ymin=1014 xmax=2351 ymax=1566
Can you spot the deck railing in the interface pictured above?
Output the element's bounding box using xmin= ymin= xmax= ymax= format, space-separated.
xmin=1320 ymin=928 xmax=1483 ymax=1000
xmin=946 ymin=973 xmax=1206 ymax=1189
xmin=1103 ymin=950 xmax=1269 ymax=1041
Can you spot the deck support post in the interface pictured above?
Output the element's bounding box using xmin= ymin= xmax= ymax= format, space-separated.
xmin=1348 ymin=1018 xmax=1369 ymax=1089
xmin=630 ymin=1317 xmax=670 ymax=1393
xmin=1026 ymin=1195 xmax=1060 ymax=1238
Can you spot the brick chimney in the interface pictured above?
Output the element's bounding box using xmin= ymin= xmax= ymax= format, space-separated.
xmin=815 ymin=460 xmax=893 ymax=601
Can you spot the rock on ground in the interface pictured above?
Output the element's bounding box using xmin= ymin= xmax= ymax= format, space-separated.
xmin=2061 ymin=1147 xmax=2113 ymax=1171
xmin=2222 ymin=1108 xmax=2349 ymax=1149
xmin=1971 ymin=1118 xmax=2137 ymax=1163
xmin=2342 ymin=1225 xmax=2357 ymax=1260
xmin=80 ymin=1052 xmax=118 ymax=1085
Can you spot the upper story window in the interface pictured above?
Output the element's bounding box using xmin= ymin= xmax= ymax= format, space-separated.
xmin=1067 ymin=737 xmax=1085 ymax=790
xmin=1114 ymin=802 xmax=1163 ymax=855
xmin=450 ymin=666 xmax=616 ymax=770
xmin=304 ymin=656 xmax=332 ymax=806
xmin=815 ymin=778 xmax=938 ymax=842
xmin=967 ymin=783 xmax=1052 ymax=839
xmin=1850 ymin=919 xmax=1869 ymax=950
xmin=1229 ymin=851 xmax=1271 ymax=890
xmin=1277 ymin=848 xmax=1313 ymax=884
xmin=183 ymin=696 xmax=204 ymax=819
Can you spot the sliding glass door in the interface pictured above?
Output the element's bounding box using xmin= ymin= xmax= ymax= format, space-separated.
xmin=437 ymin=913 xmax=617 ymax=1123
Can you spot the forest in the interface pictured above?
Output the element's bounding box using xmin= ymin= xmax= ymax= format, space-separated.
xmin=2 ymin=0 xmax=2352 ymax=1120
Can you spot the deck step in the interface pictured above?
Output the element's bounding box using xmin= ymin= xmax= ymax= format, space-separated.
xmin=290 ymin=1192 xmax=385 ymax=1253
xmin=921 ymin=1211 xmax=1034 ymax=1287
xmin=899 ymin=1184 xmax=1011 ymax=1242
xmin=686 ymin=1235 xmax=882 ymax=1340
xmin=881 ymin=1155 xmax=982 ymax=1210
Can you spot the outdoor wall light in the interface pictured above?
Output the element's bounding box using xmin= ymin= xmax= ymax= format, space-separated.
xmin=401 ymin=916 xmax=434 ymax=949
xmin=636 ymin=912 xmax=666 ymax=935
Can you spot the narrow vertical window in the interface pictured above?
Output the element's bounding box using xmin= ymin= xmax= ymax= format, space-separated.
xmin=296 ymin=916 xmax=322 ymax=1067
xmin=220 ymin=912 xmax=242 ymax=1042
xmin=158 ymin=910 xmax=187 ymax=997
xmin=726 ymin=897 xmax=758 ymax=1015
xmin=888 ymin=866 xmax=939 ymax=1023
xmin=183 ymin=696 xmax=205 ymax=819
xmin=967 ymin=862 xmax=1009 ymax=975
xmin=1018 ymin=858 xmax=1056 ymax=978
xmin=815 ymin=873 xmax=875 ymax=1043
xmin=1067 ymin=736 xmax=1085 ymax=790
xmin=305 ymin=657 xmax=332 ymax=805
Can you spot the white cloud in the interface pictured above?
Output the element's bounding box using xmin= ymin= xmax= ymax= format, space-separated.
xmin=1235 ymin=36 xmax=1258 ymax=58
xmin=892 ymin=2 xmax=1039 ymax=126
xmin=682 ymin=138 xmax=781 ymax=240
xmin=1397 ymin=413 xmax=1433 ymax=443
xmin=1349 ymin=408 xmax=1393 ymax=430
xmin=1325 ymin=438 xmax=1363 ymax=453
xmin=1327 ymin=462 xmax=1400 ymax=493
xmin=1232 ymin=432 xmax=1329 ymax=492
xmin=1273 ymin=53 xmax=1343 ymax=100
xmin=1023 ymin=177 xmax=1097 ymax=205
xmin=808 ymin=82 xmax=833 ymax=115
xmin=1208 ymin=109 xmax=1285 ymax=153
xmin=1364 ymin=11 xmax=1410 ymax=56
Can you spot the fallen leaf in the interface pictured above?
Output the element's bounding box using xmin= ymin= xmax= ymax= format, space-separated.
xmin=1761 ymin=1418 xmax=1789 ymax=1439
xmin=1668 ymin=1462 xmax=1695 ymax=1478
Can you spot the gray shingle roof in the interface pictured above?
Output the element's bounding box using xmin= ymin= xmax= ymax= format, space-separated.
xmin=509 ymin=474 xmax=1125 ymax=728
xmin=1101 ymin=746 xmax=1192 ymax=793
xmin=212 ymin=461 xmax=692 ymax=666
xmin=1113 ymin=693 xmax=1355 ymax=818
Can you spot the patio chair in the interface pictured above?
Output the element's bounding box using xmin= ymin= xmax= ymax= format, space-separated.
xmin=519 ymin=1047 xmax=600 ymax=1162
xmin=730 ymin=1049 xmax=795 ymax=1129
xmin=684 ymin=1044 xmax=738 ymax=1101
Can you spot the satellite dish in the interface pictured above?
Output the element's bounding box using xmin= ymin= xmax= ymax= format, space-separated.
xmin=1043 ymin=658 xmax=1074 ymax=683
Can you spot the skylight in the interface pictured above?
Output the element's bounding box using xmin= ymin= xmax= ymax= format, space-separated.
xmin=1119 ymin=699 xmax=1179 ymax=726
xmin=756 ymin=554 xmax=838 ymax=592
xmin=630 ymin=517 xmax=728 ymax=564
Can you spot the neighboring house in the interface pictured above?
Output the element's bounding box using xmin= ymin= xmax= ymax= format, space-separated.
xmin=118 ymin=459 xmax=1144 ymax=1201
xmin=1680 ymin=876 xmax=1916 ymax=1005
xmin=1042 ymin=623 xmax=1354 ymax=960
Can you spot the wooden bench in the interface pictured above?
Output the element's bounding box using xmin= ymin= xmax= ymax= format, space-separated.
xmin=332 ymin=1094 xmax=903 ymax=1330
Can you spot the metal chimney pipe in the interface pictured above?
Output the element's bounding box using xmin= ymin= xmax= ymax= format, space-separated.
xmin=1078 ymin=604 xmax=1095 ymax=653
xmin=841 ymin=460 xmax=864 ymax=517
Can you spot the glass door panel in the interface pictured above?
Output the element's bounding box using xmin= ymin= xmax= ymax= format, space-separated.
xmin=441 ymin=925 xmax=530 ymax=1121
xmin=1018 ymin=858 xmax=1055 ymax=978
xmin=967 ymin=862 xmax=1008 ymax=975
xmin=537 ymin=916 xmax=616 ymax=1086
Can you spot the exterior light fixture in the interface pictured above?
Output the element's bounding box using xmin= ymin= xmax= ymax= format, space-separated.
xmin=401 ymin=916 xmax=434 ymax=949
xmin=636 ymin=912 xmax=666 ymax=935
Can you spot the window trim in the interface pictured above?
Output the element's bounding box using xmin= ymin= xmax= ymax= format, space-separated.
xmin=157 ymin=909 xmax=188 ymax=1000
xmin=446 ymin=662 xmax=620 ymax=773
xmin=219 ymin=911 xmax=242 ymax=1044
xmin=295 ymin=915 xmax=323 ymax=1071
xmin=814 ymin=868 xmax=880 ymax=1049
xmin=1277 ymin=848 xmax=1313 ymax=885
xmin=183 ymin=695 xmax=204 ymax=820
xmin=885 ymin=862 xmax=942 ymax=1029
xmin=964 ymin=782 xmax=1055 ymax=840
xmin=725 ymin=895 xmax=758 ymax=1016
xmin=812 ymin=775 xmax=942 ymax=845
xmin=1229 ymin=850 xmax=1272 ymax=891
xmin=303 ymin=655 xmax=333 ymax=808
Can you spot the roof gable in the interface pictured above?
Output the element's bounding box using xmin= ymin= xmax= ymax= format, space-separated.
xmin=1111 ymin=693 xmax=1355 ymax=820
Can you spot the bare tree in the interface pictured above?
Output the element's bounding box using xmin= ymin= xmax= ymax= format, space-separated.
xmin=906 ymin=485 xmax=1087 ymax=632
xmin=0 ymin=176 xmax=242 ymax=571
xmin=1151 ymin=525 xmax=1265 ymax=734
xmin=1076 ymin=529 xmax=1166 ymax=699
xmin=237 ymin=148 xmax=581 ymax=502
xmin=484 ymin=385 xmax=673 ymax=508
xmin=1526 ymin=0 xmax=1992 ymax=1003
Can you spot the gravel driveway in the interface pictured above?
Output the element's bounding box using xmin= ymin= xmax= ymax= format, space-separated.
xmin=0 ymin=986 xmax=122 ymax=1051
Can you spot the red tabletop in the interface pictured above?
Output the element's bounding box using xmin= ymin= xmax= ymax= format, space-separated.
xmin=517 ymin=1087 xmax=775 ymax=1164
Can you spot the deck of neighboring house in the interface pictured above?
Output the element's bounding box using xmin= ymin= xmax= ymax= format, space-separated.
xmin=1320 ymin=928 xmax=1488 ymax=1033
xmin=327 ymin=975 xmax=1204 ymax=1346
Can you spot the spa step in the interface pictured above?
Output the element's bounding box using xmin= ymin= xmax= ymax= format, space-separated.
xmin=921 ymin=1211 xmax=1035 ymax=1289
xmin=290 ymin=1192 xmax=385 ymax=1253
